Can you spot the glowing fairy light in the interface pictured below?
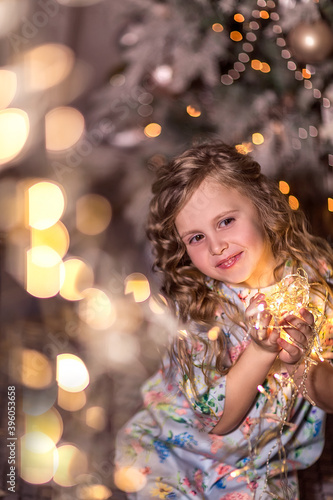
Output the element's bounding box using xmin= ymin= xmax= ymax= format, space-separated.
xmin=124 ymin=273 xmax=151 ymax=302
xmin=76 ymin=194 xmax=112 ymax=235
xmin=144 ymin=123 xmax=161 ymax=138
xmin=45 ymin=106 xmax=85 ymax=151
xmin=328 ymin=198 xmax=333 ymax=212
xmin=234 ymin=13 xmax=244 ymax=22
xmin=149 ymin=294 xmax=167 ymax=314
xmin=0 ymin=108 xmax=30 ymax=165
xmin=20 ymin=349 xmax=53 ymax=389
xmin=25 ymin=408 xmax=63 ymax=444
xmin=230 ymin=31 xmax=243 ymax=42
xmin=60 ymin=258 xmax=94 ymax=301
xmin=31 ymin=221 xmax=70 ymax=259
xmin=252 ymin=133 xmax=264 ymax=145
xmin=53 ymin=444 xmax=88 ymax=487
xmin=78 ymin=288 xmax=116 ymax=329
xmin=212 ymin=23 xmax=223 ymax=32
xmin=186 ymin=105 xmax=201 ymax=117
xmin=76 ymin=484 xmax=112 ymax=500
xmin=114 ymin=466 xmax=147 ymax=493
xmin=279 ymin=180 xmax=290 ymax=194
xmin=57 ymin=387 xmax=87 ymax=411
xmin=28 ymin=181 xmax=66 ymax=230
xmin=208 ymin=326 xmax=219 ymax=341
xmin=0 ymin=69 xmax=17 ymax=109
xmin=20 ymin=432 xmax=58 ymax=484
xmin=56 ymin=354 xmax=90 ymax=393
xmin=288 ymin=195 xmax=299 ymax=210
xmin=86 ymin=406 xmax=107 ymax=431
xmin=26 ymin=246 xmax=65 ymax=298
xmin=235 ymin=143 xmax=253 ymax=155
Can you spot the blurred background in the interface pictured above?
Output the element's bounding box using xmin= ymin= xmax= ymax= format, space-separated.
xmin=0 ymin=0 xmax=333 ymax=499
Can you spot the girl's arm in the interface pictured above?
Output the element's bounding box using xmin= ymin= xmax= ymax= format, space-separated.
xmin=210 ymin=341 xmax=277 ymax=435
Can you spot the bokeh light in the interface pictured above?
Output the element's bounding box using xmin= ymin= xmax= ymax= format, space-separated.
xmin=78 ymin=288 xmax=116 ymax=329
xmin=45 ymin=107 xmax=85 ymax=151
xmin=19 ymin=349 xmax=53 ymax=389
xmin=149 ymin=294 xmax=168 ymax=315
xmin=252 ymin=132 xmax=264 ymax=145
xmin=20 ymin=432 xmax=58 ymax=484
xmin=76 ymin=483 xmax=112 ymax=500
xmin=186 ymin=105 xmax=201 ymax=117
xmin=86 ymin=406 xmax=107 ymax=431
xmin=114 ymin=466 xmax=147 ymax=493
xmin=53 ymin=444 xmax=88 ymax=487
xmin=76 ymin=194 xmax=112 ymax=235
xmin=328 ymin=198 xmax=333 ymax=212
xmin=279 ymin=180 xmax=290 ymax=194
xmin=0 ymin=108 xmax=29 ymax=165
xmin=25 ymin=407 xmax=63 ymax=444
xmin=23 ymin=43 xmax=75 ymax=91
xmin=60 ymin=258 xmax=94 ymax=301
xmin=56 ymin=354 xmax=90 ymax=393
xmin=26 ymin=246 xmax=65 ymax=298
xmin=144 ymin=123 xmax=161 ymax=138
xmin=208 ymin=326 xmax=219 ymax=341
xmin=0 ymin=69 xmax=17 ymax=109
xmin=31 ymin=221 xmax=70 ymax=259
xmin=288 ymin=195 xmax=299 ymax=210
xmin=230 ymin=31 xmax=243 ymax=42
xmin=58 ymin=387 xmax=87 ymax=411
xmin=28 ymin=181 xmax=66 ymax=230
xmin=23 ymin=385 xmax=58 ymax=416
xmin=234 ymin=13 xmax=244 ymax=22
xmin=124 ymin=273 xmax=151 ymax=302
xmin=212 ymin=23 xmax=223 ymax=32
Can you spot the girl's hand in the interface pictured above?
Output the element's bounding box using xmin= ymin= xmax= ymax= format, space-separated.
xmin=245 ymin=294 xmax=280 ymax=353
xmin=277 ymin=308 xmax=314 ymax=365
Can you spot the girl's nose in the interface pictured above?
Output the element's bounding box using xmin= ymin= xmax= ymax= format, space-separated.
xmin=209 ymin=238 xmax=227 ymax=256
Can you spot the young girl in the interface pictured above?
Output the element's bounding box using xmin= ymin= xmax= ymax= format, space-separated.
xmin=115 ymin=142 xmax=333 ymax=499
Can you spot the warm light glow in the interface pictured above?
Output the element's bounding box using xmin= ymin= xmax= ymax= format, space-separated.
xmin=53 ymin=444 xmax=88 ymax=487
xmin=0 ymin=69 xmax=17 ymax=109
xmin=86 ymin=406 xmax=107 ymax=431
xmin=25 ymin=408 xmax=63 ymax=444
xmin=57 ymin=387 xmax=87 ymax=411
xmin=23 ymin=43 xmax=75 ymax=91
xmin=26 ymin=246 xmax=65 ymax=298
xmin=124 ymin=273 xmax=151 ymax=302
xmin=28 ymin=181 xmax=65 ymax=230
xmin=20 ymin=432 xmax=58 ymax=484
xmin=251 ymin=59 xmax=262 ymax=70
xmin=328 ymin=198 xmax=333 ymax=212
xmin=114 ymin=466 xmax=147 ymax=493
xmin=234 ymin=13 xmax=245 ymax=22
xmin=235 ymin=143 xmax=253 ymax=154
xmin=56 ymin=354 xmax=90 ymax=393
xmin=76 ymin=194 xmax=112 ymax=235
xmin=261 ymin=62 xmax=271 ymax=73
xmin=45 ymin=107 xmax=85 ymax=151
xmin=20 ymin=349 xmax=53 ymax=389
xmin=279 ymin=180 xmax=290 ymax=194
xmin=76 ymin=484 xmax=112 ymax=500
xmin=304 ymin=35 xmax=315 ymax=47
xmin=252 ymin=133 xmax=264 ymax=145
xmin=0 ymin=108 xmax=29 ymax=165
xmin=230 ymin=31 xmax=243 ymax=42
xmin=208 ymin=326 xmax=219 ymax=341
xmin=31 ymin=221 xmax=70 ymax=259
xmin=288 ymin=195 xmax=299 ymax=210
xmin=186 ymin=105 xmax=201 ymax=117
xmin=212 ymin=23 xmax=223 ymax=32
xmin=260 ymin=10 xmax=269 ymax=19
xmin=149 ymin=294 xmax=167 ymax=315
xmin=302 ymin=68 xmax=311 ymax=79
xmin=144 ymin=123 xmax=161 ymax=138
xmin=78 ymin=288 xmax=116 ymax=329
xmin=60 ymin=258 xmax=94 ymax=301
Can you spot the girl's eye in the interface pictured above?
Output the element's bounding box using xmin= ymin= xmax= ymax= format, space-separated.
xmin=219 ymin=217 xmax=234 ymax=228
xmin=188 ymin=234 xmax=204 ymax=245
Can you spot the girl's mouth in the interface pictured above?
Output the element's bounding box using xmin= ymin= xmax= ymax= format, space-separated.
xmin=216 ymin=252 xmax=243 ymax=269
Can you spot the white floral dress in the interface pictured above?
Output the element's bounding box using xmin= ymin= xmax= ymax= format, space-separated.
xmin=115 ymin=274 xmax=333 ymax=500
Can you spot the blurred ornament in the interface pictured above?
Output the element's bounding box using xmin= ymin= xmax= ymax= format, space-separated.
xmin=287 ymin=20 xmax=333 ymax=63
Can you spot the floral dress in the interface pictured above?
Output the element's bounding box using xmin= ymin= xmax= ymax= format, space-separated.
xmin=115 ymin=274 xmax=333 ymax=500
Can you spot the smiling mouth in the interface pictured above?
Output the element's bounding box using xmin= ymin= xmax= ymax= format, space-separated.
xmin=216 ymin=252 xmax=243 ymax=269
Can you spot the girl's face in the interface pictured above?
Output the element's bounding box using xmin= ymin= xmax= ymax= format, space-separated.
xmin=175 ymin=178 xmax=278 ymax=289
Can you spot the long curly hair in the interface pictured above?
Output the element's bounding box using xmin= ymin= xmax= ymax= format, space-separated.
xmin=147 ymin=142 xmax=333 ymax=390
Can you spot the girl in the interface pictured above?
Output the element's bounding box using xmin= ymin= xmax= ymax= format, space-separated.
xmin=115 ymin=142 xmax=333 ymax=499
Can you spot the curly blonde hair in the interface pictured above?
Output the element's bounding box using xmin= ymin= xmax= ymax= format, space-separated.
xmin=147 ymin=142 xmax=333 ymax=389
